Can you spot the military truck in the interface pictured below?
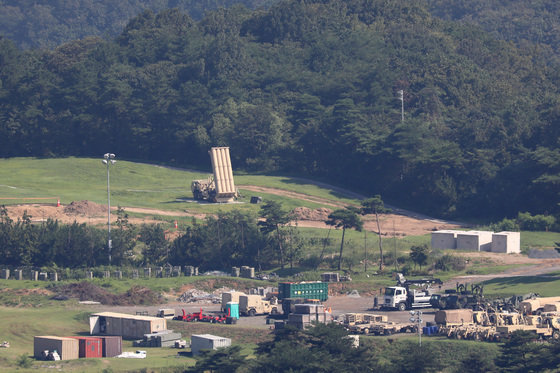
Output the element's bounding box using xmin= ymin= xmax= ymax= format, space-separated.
xmin=191 ymin=147 xmax=239 ymax=203
xmin=239 ymin=294 xmax=279 ymax=316
xmin=378 ymin=273 xmax=442 ymax=311
xmin=430 ymin=283 xmax=484 ymax=310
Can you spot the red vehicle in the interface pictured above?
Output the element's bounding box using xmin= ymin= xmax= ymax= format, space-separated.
xmin=174 ymin=309 xmax=227 ymax=323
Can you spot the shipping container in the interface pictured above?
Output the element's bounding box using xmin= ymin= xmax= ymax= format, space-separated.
xmin=34 ymin=336 xmax=79 ymax=361
xmin=221 ymin=291 xmax=246 ymax=312
xmin=98 ymin=336 xmax=122 ymax=357
xmin=191 ymin=334 xmax=231 ymax=356
xmin=89 ymin=312 xmax=167 ymax=339
xmin=278 ymin=282 xmax=328 ymax=301
xmin=69 ymin=337 xmax=102 ymax=358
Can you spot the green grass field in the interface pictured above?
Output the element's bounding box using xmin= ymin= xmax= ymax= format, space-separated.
xmin=0 ymin=157 xmax=360 ymax=214
xmin=1 ymin=157 xmax=560 ymax=371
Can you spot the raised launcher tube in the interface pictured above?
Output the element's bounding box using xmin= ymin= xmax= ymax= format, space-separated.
xmin=209 ymin=147 xmax=238 ymax=203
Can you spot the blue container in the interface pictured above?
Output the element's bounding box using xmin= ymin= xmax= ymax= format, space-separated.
xmin=226 ymin=302 xmax=239 ymax=319
xmin=430 ymin=325 xmax=439 ymax=334
xmin=422 ymin=326 xmax=431 ymax=335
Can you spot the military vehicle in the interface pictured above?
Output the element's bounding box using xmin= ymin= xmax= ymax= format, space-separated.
xmin=191 ymin=147 xmax=239 ymax=203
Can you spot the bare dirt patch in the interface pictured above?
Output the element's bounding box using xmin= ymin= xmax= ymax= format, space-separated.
xmin=52 ymin=281 xmax=161 ymax=305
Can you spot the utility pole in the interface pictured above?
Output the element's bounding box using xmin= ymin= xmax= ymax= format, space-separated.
xmin=102 ymin=153 xmax=116 ymax=264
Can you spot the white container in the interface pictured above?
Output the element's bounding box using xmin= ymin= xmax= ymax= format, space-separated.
xmin=190 ymin=334 xmax=231 ymax=356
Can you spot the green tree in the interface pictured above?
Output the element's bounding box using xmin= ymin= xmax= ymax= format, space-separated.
xmin=361 ymin=195 xmax=391 ymax=270
xmin=495 ymin=330 xmax=542 ymax=373
xmin=409 ymin=245 xmax=429 ymax=270
xmin=326 ymin=208 xmax=363 ymax=270
xmin=259 ymin=201 xmax=291 ymax=269
xmin=186 ymin=345 xmax=247 ymax=373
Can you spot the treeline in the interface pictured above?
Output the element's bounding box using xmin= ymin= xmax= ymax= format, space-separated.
xmin=0 ymin=0 xmax=559 ymax=219
xmin=0 ymin=205 xmax=302 ymax=270
xmin=0 ymin=0 xmax=275 ymax=49
xmin=187 ymin=324 xmax=560 ymax=373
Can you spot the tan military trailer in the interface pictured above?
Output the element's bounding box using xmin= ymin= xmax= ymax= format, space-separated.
xmin=239 ymin=294 xmax=279 ymax=316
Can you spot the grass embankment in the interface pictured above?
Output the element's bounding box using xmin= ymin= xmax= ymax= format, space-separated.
xmin=0 ymin=306 xmax=196 ymax=372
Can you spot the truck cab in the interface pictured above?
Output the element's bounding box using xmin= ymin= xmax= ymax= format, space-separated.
xmin=383 ymin=286 xmax=434 ymax=311
xmin=379 ymin=273 xmax=442 ymax=311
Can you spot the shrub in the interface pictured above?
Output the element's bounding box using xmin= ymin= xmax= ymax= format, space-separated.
xmin=435 ymin=254 xmax=466 ymax=272
xmin=517 ymin=212 xmax=556 ymax=231
xmin=17 ymin=354 xmax=32 ymax=368
xmin=491 ymin=218 xmax=519 ymax=232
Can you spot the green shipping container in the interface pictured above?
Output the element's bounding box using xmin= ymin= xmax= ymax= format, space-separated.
xmin=278 ymin=282 xmax=329 ymax=301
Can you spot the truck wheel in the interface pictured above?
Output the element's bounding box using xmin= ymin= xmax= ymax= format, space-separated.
xmin=363 ymin=328 xmax=369 ymax=334
xmin=249 ymin=309 xmax=256 ymax=317
xmin=398 ymin=302 xmax=407 ymax=311
xmin=552 ymin=330 xmax=560 ymax=340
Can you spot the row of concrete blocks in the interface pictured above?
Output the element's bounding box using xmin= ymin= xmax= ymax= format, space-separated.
xmin=0 ymin=266 xmax=200 ymax=281
xmin=231 ymin=266 xmax=255 ymax=279
xmin=1 ymin=269 xmax=58 ymax=281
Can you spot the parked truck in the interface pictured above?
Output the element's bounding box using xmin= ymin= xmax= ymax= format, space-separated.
xmin=239 ymin=294 xmax=279 ymax=316
xmin=278 ymin=282 xmax=329 ymax=302
xmin=377 ymin=273 xmax=442 ymax=311
xmin=430 ymin=283 xmax=485 ymax=310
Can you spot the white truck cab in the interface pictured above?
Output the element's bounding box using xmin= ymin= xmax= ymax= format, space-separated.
xmin=379 ymin=273 xmax=441 ymax=311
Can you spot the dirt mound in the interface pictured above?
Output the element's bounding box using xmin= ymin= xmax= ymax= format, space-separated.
xmin=52 ymin=281 xmax=160 ymax=306
xmin=292 ymin=207 xmax=332 ymax=221
xmin=63 ymin=200 xmax=107 ymax=216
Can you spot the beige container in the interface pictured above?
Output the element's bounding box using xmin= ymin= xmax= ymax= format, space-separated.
xmin=434 ymin=309 xmax=473 ymax=325
xmin=221 ymin=291 xmax=245 ymax=311
xmin=34 ymin=336 xmax=79 ymax=360
xmin=89 ymin=312 xmax=167 ymax=339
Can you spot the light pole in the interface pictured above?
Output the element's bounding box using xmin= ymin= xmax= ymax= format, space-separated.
xmin=102 ymin=153 xmax=116 ymax=264
xmin=410 ymin=310 xmax=423 ymax=346
xmin=398 ymin=90 xmax=404 ymax=122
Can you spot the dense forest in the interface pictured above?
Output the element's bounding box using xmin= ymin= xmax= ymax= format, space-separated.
xmin=0 ymin=0 xmax=275 ymax=49
xmin=0 ymin=0 xmax=559 ymax=219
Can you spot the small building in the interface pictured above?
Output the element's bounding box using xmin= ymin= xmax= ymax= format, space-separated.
xmin=89 ymin=312 xmax=167 ymax=340
xmin=491 ymin=231 xmax=521 ymax=254
xmin=34 ymin=336 xmax=79 ymax=361
xmin=431 ymin=230 xmax=457 ymax=250
xmin=69 ymin=336 xmax=103 ymax=358
xmin=456 ymin=231 xmax=493 ymax=251
xmin=98 ymin=335 xmax=122 ymax=357
xmin=190 ymin=334 xmax=231 ymax=356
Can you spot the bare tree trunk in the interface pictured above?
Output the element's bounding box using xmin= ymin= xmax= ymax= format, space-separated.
xmin=318 ymin=227 xmax=332 ymax=269
xmin=276 ymin=225 xmax=285 ymax=269
xmin=338 ymin=228 xmax=346 ymax=270
xmin=375 ymin=212 xmax=384 ymax=270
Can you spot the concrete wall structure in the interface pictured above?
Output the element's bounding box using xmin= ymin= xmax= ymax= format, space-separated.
xmin=432 ymin=230 xmax=520 ymax=253
xmin=456 ymin=231 xmax=493 ymax=251
xmin=491 ymin=231 xmax=521 ymax=254
xmin=431 ymin=230 xmax=457 ymax=250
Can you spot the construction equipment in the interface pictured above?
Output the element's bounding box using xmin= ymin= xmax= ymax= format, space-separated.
xmin=239 ymin=294 xmax=279 ymax=316
xmin=430 ymin=282 xmax=484 ymax=310
xmin=191 ymin=147 xmax=239 ymax=203
xmin=174 ymin=309 xmax=227 ymax=323
xmin=378 ymin=273 xmax=442 ymax=311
